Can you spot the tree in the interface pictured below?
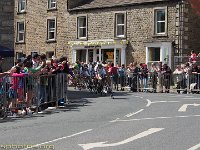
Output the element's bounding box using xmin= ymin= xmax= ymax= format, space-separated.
xmin=187 ymin=0 xmax=200 ymax=15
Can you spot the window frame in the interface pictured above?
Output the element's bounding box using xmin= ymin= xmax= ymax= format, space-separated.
xmin=77 ymin=15 xmax=87 ymax=40
xmin=48 ymin=0 xmax=57 ymax=10
xmin=16 ymin=21 xmax=25 ymax=43
xmin=18 ymin=0 xmax=26 ymax=13
xmin=47 ymin=17 xmax=57 ymax=42
xmin=153 ymin=7 xmax=168 ymax=36
xmin=46 ymin=51 xmax=54 ymax=59
xmin=114 ymin=12 xmax=126 ymax=38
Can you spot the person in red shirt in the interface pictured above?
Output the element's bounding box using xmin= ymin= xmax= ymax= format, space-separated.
xmin=108 ymin=63 xmax=119 ymax=91
xmin=190 ymin=50 xmax=197 ymax=62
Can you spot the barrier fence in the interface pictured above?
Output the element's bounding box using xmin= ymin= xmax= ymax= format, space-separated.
xmin=0 ymin=73 xmax=68 ymax=118
xmin=116 ymin=72 xmax=200 ymax=94
xmin=1 ymin=70 xmax=200 ymax=118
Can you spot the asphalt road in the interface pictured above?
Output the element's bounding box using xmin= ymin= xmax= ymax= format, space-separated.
xmin=1 ymin=88 xmax=200 ymax=150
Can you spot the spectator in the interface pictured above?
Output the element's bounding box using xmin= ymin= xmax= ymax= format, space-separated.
xmin=150 ymin=63 xmax=158 ymax=93
xmin=127 ymin=63 xmax=134 ymax=89
xmin=162 ymin=64 xmax=172 ymax=93
xmin=32 ymin=53 xmax=40 ymax=69
xmin=118 ymin=64 xmax=126 ymax=91
xmin=108 ymin=63 xmax=119 ymax=91
xmin=139 ymin=63 xmax=149 ymax=92
xmin=157 ymin=62 xmax=164 ymax=93
xmin=190 ymin=50 xmax=197 ymax=63
xmin=173 ymin=65 xmax=185 ymax=93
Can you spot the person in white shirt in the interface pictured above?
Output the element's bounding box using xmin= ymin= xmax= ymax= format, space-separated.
xmin=173 ymin=65 xmax=185 ymax=93
xmin=32 ymin=53 xmax=40 ymax=69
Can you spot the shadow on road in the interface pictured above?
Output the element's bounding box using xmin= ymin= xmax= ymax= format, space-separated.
xmin=0 ymin=88 xmax=131 ymax=123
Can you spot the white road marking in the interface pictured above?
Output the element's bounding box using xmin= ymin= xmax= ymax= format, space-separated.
xmin=151 ymin=101 xmax=180 ymax=104
xmin=188 ymin=143 xmax=200 ymax=150
xmin=79 ymin=128 xmax=164 ymax=150
xmin=113 ymin=115 xmax=200 ymax=122
xmin=146 ymin=99 xmax=179 ymax=107
xmin=170 ymin=95 xmax=193 ymax=98
xmin=21 ymin=129 xmax=93 ymax=150
xmin=178 ymin=104 xmax=200 ymax=112
xmin=183 ymin=98 xmax=200 ymax=100
xmin=125 ymin=109 xmax=144 ymax=118
xmin=110 ymin=118 xmax=120 ymax=123
xmin=146 ymin=99 xmax=152 ymax=107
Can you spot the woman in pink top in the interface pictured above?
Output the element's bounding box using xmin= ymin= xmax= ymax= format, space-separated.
xmin=9 ymin=66 xmax=28 ymax=109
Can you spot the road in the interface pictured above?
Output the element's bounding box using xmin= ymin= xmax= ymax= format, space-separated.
xmin=1 ymin=88 xmax=200 ymax=150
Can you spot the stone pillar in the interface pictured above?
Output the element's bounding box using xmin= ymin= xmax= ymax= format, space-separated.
xmin=86 ymin=49 xmax=88 ymax=64
xmin=121 ymin=47 xmax=126 ymax=65
xmin=99 ymin=48 xmax=102 ymax=62
xmin=72 ymin=49 xmax=77 ymax=63
xmin=93 ymin=49 xmax=97 ymax=62
xmin=146 ymin=47 xmax=148 ymax=67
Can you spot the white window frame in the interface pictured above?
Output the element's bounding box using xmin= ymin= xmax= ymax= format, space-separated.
xmin=18 ymin=0 xmax=26 ymax=13
xmin=48 ymin=0 xmax=57 ymax=9
xmin=47 ymin=18 xmax=56 ymax=41
xmin=115 ymin=13 xmax=126 ymax=38
xmin=16 ymin=21 xmax=25 ymax=43
xmin=77 ymin=16 xmax=87 ymax=39
xmin=154 ymin=7 xmax=168 ymax=35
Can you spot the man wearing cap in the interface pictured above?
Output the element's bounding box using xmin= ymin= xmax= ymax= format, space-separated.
xmin=0 ymin=56 xmax=4 ymax=73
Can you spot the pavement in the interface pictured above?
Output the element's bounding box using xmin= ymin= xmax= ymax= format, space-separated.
xmin=1 ymin=87 xmax=200 ymax=150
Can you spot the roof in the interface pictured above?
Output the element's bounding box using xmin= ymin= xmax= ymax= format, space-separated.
xmin=69 ymin=0 xmax=176 ymax=11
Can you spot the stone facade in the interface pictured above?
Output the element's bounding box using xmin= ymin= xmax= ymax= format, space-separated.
xmin=15 ymin=0 xmax=69 ymax=58
xmin=14 ymin=0 xmax=200 ymax=68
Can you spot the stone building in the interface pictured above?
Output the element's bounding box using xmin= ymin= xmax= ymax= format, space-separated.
xmin=14 ymin=0 xmax=200 ymax=68
xmin=0 ymin=0 xmax=14 ymax=71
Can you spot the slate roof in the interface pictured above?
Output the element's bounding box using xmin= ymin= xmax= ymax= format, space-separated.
xmin=69 ymin=0 xmax=177 ymax=11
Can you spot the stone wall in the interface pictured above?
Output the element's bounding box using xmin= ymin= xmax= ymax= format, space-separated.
xmin=14 ymin=0 xmax=200 ymax=66
xmin=15 ymin=0 xmax=69 ymax=59
xmin=68 ymin=2 xmax=177 ymax=64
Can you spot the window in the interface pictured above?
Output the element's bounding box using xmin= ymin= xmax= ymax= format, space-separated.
xmin=154 ymin=8 xmax=167 ymax=35
xmin=47 ymin=18 xmax=56 ymax=41
xmin=48 ymin=0 xmax=56 ymax=9
xmin=77 ymin=16 xmax=87 ymax=39
xmin=148 ymin=48 xmax=160 ymax=61
xmin=16 ymin=21 xmax=25 ymax=42
xmin=18 ymin=0 xmax=26 ymax=13
xmin=46 ymin=51 xmax=54 ymax=59
xmin=16 ymin=52 xmax=24 ymax=59
xmin=115 ymin=13 xmax=126 ymax=38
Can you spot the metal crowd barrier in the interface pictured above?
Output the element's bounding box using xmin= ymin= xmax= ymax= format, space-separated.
xmin=0 ymin=73 xmax=68 ymax=117
xmin=113 ymin=72 xmax=200 ymax=94
xmin=189 ymin=72 xmax=200 ymax=93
